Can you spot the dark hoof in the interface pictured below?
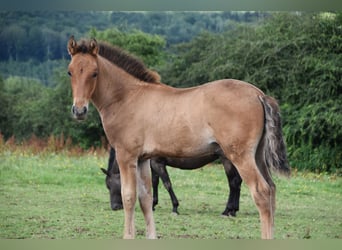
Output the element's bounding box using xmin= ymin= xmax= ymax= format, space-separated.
xmin=153 ymin=201 xmax=158 ymax=211
xmin=172 ymin=208 xmax=179 ymax=215
xmin=221 ymin=210 xmax=237 ymax=217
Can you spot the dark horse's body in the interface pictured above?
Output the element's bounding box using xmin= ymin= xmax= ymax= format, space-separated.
xmin=102 ymin=147 xmax=242 ymax=216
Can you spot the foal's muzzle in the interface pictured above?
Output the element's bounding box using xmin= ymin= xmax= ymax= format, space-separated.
xmin=71 ymin=105 xmax=88 ymax=120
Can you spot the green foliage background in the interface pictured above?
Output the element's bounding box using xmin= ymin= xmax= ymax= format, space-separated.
xmin=0 ymin=11 xmax=341 ymax=173
xmin=158 ymin=12 xmax=342 ymax=173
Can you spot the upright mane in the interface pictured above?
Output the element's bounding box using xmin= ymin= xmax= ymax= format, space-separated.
xmin=73 ymin=39 xmax=161 ymax=84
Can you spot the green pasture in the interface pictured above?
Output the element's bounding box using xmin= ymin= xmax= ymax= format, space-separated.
xmin=1 ymin=150 xmax=341 ymax=239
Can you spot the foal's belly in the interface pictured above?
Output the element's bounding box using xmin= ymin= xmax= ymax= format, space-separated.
xmin=142 ymin=134 xmax=219 ymax=159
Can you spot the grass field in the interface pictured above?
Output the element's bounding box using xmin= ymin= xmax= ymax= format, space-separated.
xmin=1 ymin=149 xmax=341 ymax=239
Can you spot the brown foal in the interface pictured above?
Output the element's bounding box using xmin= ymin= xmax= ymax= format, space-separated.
xmin=67 ymin=37 xmax=290 ymax=239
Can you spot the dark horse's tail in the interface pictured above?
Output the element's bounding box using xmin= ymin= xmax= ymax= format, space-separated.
xmin=258 ymin=95 xmax=290 ymax=177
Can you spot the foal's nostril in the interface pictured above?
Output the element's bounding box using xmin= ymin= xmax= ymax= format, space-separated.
xmin=71 ymin=105 xmax=76 ymax=114
xmin=71 ymin=105 xmax=88 ymax=119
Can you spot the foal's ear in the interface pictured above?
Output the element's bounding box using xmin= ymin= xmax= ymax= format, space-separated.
xmin=89 ymin=38 xmax=99 ymax=55
xmin=67 ymin=35 xmax=77 ymax=56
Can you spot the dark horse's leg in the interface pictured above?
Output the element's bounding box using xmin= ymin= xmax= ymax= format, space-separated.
xmin=220 ymin=156 xmax=242 ymax=217
xmin=150 ymin=158 xmax=180 ymax=214
xmin=151 ymin=166 xmax=159 ymax=210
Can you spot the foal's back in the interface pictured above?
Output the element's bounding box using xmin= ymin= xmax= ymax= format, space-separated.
xmin=135 ymin=79 xmax=265 ymax=159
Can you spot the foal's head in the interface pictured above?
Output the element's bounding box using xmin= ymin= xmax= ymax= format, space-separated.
xmin=67 ymin=36 xmax=162 ymax=120
xmin=67 ymin=36 xmax=99 ymax=120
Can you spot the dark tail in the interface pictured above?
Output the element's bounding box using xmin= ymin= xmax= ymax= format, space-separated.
xmin=258 ymin=95 xmax=290 ymax=177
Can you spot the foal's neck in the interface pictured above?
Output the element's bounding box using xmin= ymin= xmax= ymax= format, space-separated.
xmin=91 ymin=55 xmax=142 ymax=114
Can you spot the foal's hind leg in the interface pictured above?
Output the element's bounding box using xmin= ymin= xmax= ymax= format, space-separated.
xmin=138 ymin=160 xmax=157 ymax=239
xmin=255 ymin=151 xmax=276 ymax=226
xmin=230 ymin=154 xmax=275 ymax=239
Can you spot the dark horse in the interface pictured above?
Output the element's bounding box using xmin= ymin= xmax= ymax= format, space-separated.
xmin=67 ymin=37 xmax=290 ymax=239
xmin=101 ymin=147 xmax=242 ymax=216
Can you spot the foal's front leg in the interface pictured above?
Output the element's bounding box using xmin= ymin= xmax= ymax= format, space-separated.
xmin=138 ymin=159 xmax=157 ymax=239
xmin=116 ymin=154 xmax=138 ymax=239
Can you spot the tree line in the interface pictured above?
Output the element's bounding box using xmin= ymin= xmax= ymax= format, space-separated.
xmin=0 ymin=11 xmax=264 ymax=86
xmin=0 ymin=12 xmax=341 ymax=173
xmin=0 ymin=11 xmax=264 ymax=63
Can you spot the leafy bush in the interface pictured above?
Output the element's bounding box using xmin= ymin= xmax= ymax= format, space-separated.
xmin=0 ymin=29 xmax=166 ymax=149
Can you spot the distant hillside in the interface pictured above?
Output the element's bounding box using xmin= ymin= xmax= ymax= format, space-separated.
xmin=0 ymin=11 xmax=267 ymax=63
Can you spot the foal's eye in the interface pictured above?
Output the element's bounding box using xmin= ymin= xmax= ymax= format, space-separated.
xmin=92 ymin=72 xmax=98 ymax=78
xmin=67 ymin=71 xmax=72 ymax=77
